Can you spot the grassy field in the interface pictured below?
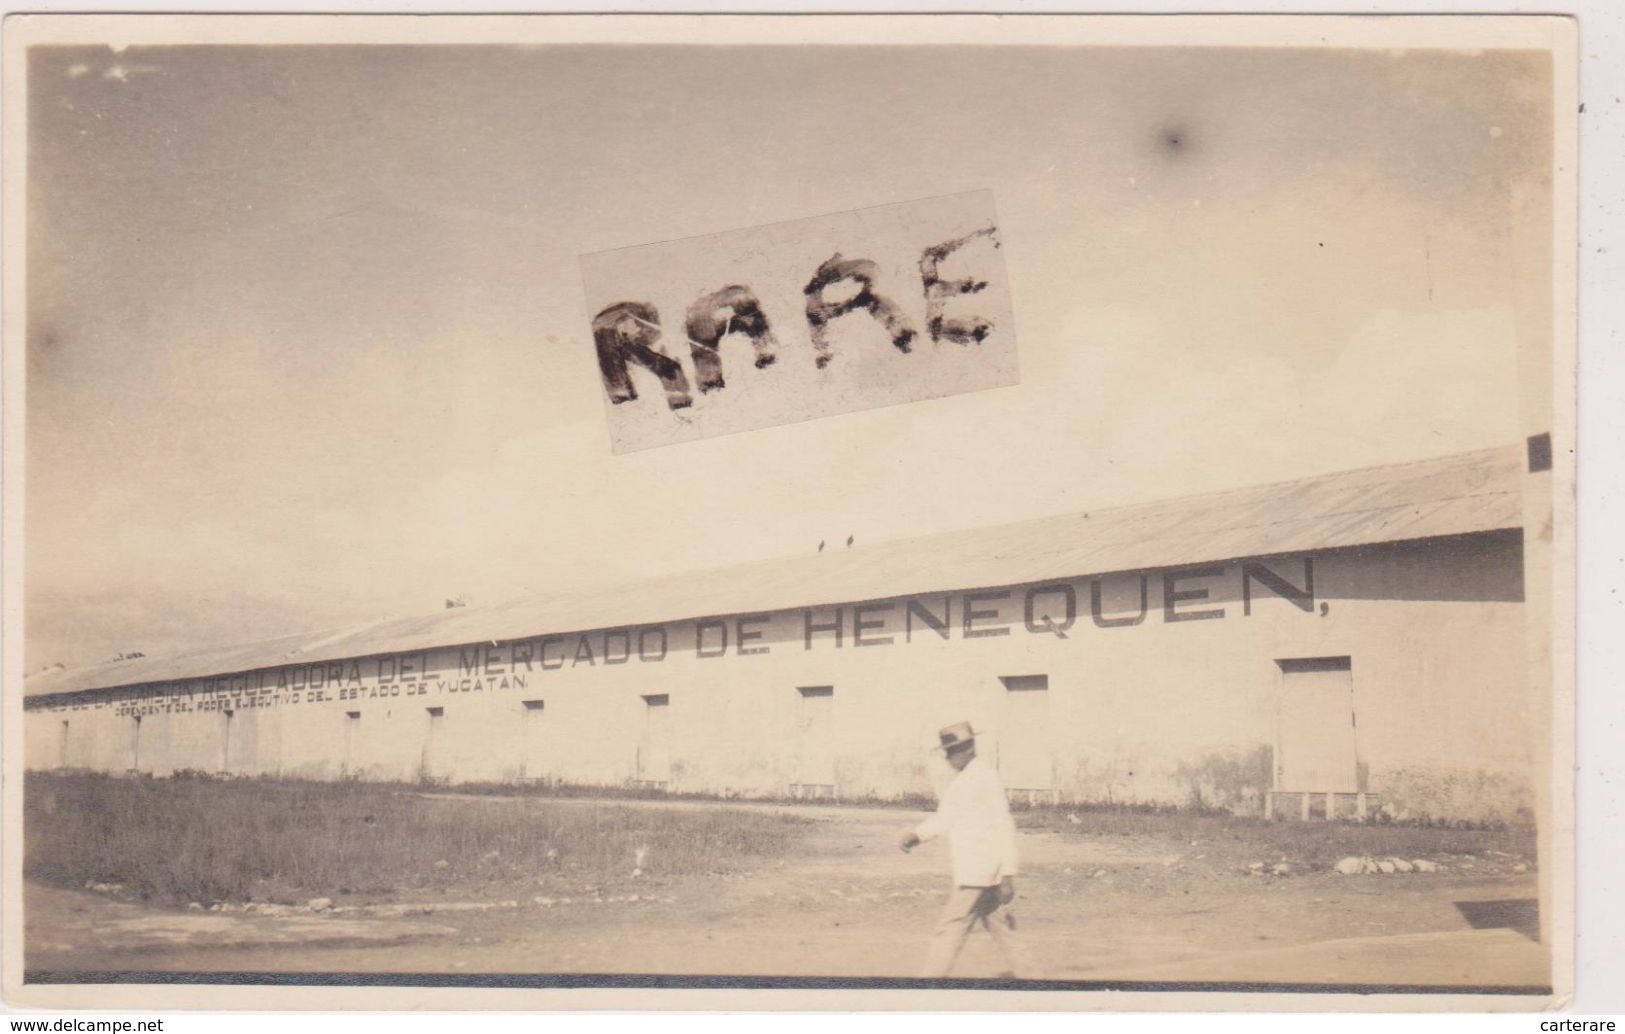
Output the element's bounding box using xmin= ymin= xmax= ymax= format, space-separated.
xmin=1018 ymin=806 xmax=1537 ymax=871
xmin=25 ymin=772 xmax=1536 ymax=911
xmin=25 ymin=772 xmax=812 ymax=907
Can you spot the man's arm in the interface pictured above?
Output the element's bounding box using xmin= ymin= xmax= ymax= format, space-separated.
xmin=901 ymin=807 xmax=949 ymax=851
xmin=915 ymin=806 xmax=951 ymax=842
xmin=900 ymin=788 xmax=954 ymax=851
xmin=983 ymin=764 xmax=1020 ymax=880
xmin=1000 ymin=819 xmax=1020 ymax=878
xmin=994 ymin=793 xmax=1018 ymax=901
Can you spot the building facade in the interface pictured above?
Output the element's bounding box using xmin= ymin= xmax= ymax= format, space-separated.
xmin=23 ymin=446 xmax=1537 ymax=823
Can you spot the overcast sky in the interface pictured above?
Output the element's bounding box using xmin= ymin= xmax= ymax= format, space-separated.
xmin=24 ymin=42 xmax=1552 ymax=669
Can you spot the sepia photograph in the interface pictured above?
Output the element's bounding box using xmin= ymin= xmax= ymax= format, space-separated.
xmin=2 ymin=13 xmax=1578 ymax=1011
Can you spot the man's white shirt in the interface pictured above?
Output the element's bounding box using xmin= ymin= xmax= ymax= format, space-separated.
xmin=913 ymin=755 xmax=1020 ymax=887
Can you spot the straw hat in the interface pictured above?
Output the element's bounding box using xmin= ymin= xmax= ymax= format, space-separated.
xmin=935 ymin=721 xmax=977 ymax=753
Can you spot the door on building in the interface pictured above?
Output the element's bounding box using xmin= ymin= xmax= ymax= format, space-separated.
xmin=998 ymin=674 xmax=1052 ymax=791
xmin=638 ymin=694 xmax=671 ymax=784
xmin=421 ymin=707 xmax=446 ymax=780
xmin=59 ymin=720 xmax=70 ymax=769
xmin=796 ymin=686 xmax=836 ymax=789
xmin=521 ymin=700 xmax=547 ymax=780
xmin=343 ymin=711 xmax=362 ymax=775
xmin=128 ymin=715 xmax=142 ymax=772
xmin=224 ymin=710 xmax=258 ymax=775
xmin=1275 ymin=657 xmax=1359 ymax=793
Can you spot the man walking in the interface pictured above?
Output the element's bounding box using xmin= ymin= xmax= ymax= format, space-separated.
xmin=900 ymin=722 xmax=1026 ymax=979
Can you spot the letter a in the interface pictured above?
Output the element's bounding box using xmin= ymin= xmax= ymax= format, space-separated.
xmin=685 ymin=285 xmax=778 ymax=393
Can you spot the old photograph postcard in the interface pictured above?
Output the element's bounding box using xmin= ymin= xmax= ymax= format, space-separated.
xmin=1 ymin=13 xmax=1577 ymax=1012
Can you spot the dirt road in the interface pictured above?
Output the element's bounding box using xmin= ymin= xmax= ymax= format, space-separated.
xmin=24 ymin=798 xmax=1548 ymax=988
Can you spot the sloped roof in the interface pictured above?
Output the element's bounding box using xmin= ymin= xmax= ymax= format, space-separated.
xmin=25 ymin=444 xmax=1525 ymax=700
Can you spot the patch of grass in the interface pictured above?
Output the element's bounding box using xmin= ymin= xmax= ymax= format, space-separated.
xmin=25 ymin=771 xmax=811 ymax=908
xmin=1018 ymin=805 xmax=1537 ymax=871
xmin=440 ymin=777 xmax=940 ymax=813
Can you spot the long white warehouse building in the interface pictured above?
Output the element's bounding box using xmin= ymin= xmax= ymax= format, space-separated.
xmin=23 ymin=445 xmax=1540 ymax=823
